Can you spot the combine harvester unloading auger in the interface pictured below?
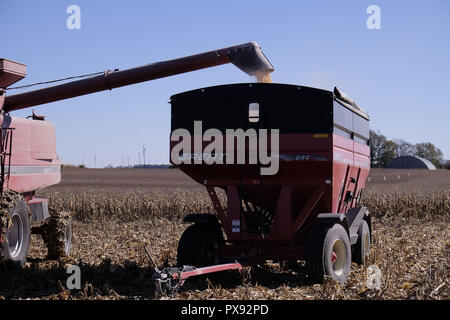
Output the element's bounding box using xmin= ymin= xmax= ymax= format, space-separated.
xmin=0 ymin=42 xmax=273 ymax=268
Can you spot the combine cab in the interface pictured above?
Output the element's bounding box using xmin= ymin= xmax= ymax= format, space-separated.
xmin=170 ymin=83 xmax=371 ymax=285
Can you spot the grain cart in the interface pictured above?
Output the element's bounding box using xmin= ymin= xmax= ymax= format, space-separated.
xmin=0 ymin=42 xmax=274 ymax=267
xmin=158 ymin=83 xmax=371 ymax=291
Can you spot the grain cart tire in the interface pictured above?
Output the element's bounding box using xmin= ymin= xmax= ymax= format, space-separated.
xmin=305 ymin=223 xmax=351 ymax=284
xmin=177 ymin=223 xmax=224 ymax=267
xmin=41 ymin=210 xmax=72 ymax=259
xmin=0 ymin=198 xmax=31 ymax=267
xmin=352 ymin=220 xmax=370 ymax=265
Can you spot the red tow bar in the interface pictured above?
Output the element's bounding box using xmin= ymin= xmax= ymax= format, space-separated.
xmin=152 ymin=262 xmax=243 ymax=295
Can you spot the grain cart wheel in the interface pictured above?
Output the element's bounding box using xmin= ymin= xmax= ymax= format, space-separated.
xmin=353 ymin=220 xmax=370 ymax=265
xmin=305 ymin=223 xmax=351 ymax=284
xmin=177 ymin=223 xmax=224 ymax=267
xmin=0 ymin=198 xmax=31 ymax=267
xmin=41 ymin=210 xmax=72 ymax=259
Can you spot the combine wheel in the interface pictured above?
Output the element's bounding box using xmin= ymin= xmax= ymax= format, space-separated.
xmin=352 ymin=220 xmax=371 ymax=265
xmin=41 ymin=210 xmax=72 ymax=259
xmin=177 ymin=223 xmax=224 ymax=267
xmin=305 ymin=223 xmax=351 ymax=284
xmin=0 ymin=197 xmax=31 ymax=267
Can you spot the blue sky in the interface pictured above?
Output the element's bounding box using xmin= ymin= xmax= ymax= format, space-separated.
xmin=2 ymin=0 xmax=449 ymax=167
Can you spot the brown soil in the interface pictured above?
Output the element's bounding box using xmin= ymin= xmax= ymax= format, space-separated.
xmin=0 ymin=168 xmax=448 ymax=300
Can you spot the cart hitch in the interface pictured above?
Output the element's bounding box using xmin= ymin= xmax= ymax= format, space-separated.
xmin=144 ymin=245 xmax=242 ymax=296
xmin=152 ymin=263 xmax=243 ymax=296
xmin=152 ymin=265 xmax=195 ymax=296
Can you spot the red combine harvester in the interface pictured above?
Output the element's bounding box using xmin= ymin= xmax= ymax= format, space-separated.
xmin=154 ymin=83 xmax=372 ymax=293
xmin=0 ymin=42 xmax=274 ymax=267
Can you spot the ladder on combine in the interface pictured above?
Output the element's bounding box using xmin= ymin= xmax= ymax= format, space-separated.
xmin=0 ymin=126 xmax=13 ymax=194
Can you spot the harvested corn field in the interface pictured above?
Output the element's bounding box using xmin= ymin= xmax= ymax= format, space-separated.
xmin=0 ymin=168 xmax=449 ymax=300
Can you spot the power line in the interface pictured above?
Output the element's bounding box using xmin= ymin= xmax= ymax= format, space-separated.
xmin=6 ymin=70 xmax=107 ymax=90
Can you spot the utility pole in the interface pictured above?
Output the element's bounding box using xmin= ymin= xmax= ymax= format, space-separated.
xmin=143 ymin=145 xmax=146 ymax=167
xmin=94 ymin=154 xmax=97 ymax=168
xmin=138 ymin=153 xmax=141 ymax=167
xmin=127 ymin=156 xmax=130 ymax=168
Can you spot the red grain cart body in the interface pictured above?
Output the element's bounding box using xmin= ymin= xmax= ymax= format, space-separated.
xmin=170 ymin=83 xmax=371 ymax=283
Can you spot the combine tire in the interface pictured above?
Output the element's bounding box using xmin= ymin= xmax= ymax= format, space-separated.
xmin=41 ymin=210 xmax=72 ymax=259
xmin=177 ymin=223 xmax=224 ymax=267
xmin=305 ymin=223 xmax=351 ymax=284
xmin=352 ymin=220 xmax=370 ymax=265
xmin=0 ymin=198 xmax=31 ymax=267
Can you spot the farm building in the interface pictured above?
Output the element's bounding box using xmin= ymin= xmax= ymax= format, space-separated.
xmin=386 ymin=155 xmax=436 ymax=170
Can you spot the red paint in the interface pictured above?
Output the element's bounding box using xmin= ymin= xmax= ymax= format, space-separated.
xmin=173 ymin=131 xmax=370 ymax=263
xmin=170 ymin=262 xmax=242 ymax=281
xmin=331 ymin=252 xmax=337 ymax=264
xmin=1 ymin=115 xmax=61 ymax=194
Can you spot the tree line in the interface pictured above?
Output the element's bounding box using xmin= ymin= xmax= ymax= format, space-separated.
xmin=369 ymin=130 xmax=444 ymax=168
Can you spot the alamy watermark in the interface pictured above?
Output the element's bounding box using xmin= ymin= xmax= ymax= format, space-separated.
xmin=366 ymin=265 xmax=382 ymax=290
xmin=65 ymin=4 xmax=380 ymax=31
xmin=66 ymin=264 xmax=81 ymax=289
xmin=66 ymin=5 xmax=81 ymax=30
xmin=366 ymin=5 xmax=381 ymax=30
xmin=171 ymin=121 xmax=280 ymax=175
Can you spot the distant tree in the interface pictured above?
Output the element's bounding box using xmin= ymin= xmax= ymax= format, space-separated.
xmin=370 ymin=129 xmax=445 ymax=168
xmin=369 ymin=130 xmax=397 ymax=167
xmin=444 ymin=160 xmax=450 ymax=170
xmin=379 ymin=140 xmax=397 ymax=167
xmin=369 ymin=130 xmax=384 ymax=167
xmin=393 ymin=139 xmax=415 ymax=157
xmin=414 ymin=142 xmax=444 ymax=168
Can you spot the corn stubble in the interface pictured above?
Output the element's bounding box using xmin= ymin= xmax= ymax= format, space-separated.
xmin=0 ymin=168 xmax=448 ymax=300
